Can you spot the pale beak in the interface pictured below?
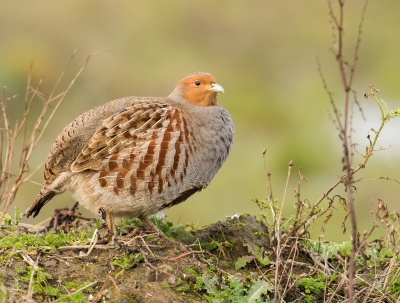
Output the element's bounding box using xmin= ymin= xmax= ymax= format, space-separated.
xmin=208 ymin=82 xmax=225 ymax=93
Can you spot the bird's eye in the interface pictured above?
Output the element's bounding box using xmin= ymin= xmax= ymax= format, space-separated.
xmin=194 ymin=80 xmax=201 ymax=86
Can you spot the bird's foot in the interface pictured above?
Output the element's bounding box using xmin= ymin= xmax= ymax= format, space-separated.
xmin=97 ymin=208 xmax=141 ymax=252
xmin=111 ymin=233 xmax=139 ymax=253
xmin=138 ymin=215 xmax=190 ymax=252
xmin=138 ymin=215 xmax=171 ymax=241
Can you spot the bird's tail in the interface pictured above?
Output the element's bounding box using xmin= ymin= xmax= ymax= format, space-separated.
xmin=26 ymin=190 xmax=56 ymax=218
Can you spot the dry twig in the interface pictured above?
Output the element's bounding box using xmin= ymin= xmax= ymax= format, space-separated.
xmin=0 ymin=52 xmax=91 ymax=221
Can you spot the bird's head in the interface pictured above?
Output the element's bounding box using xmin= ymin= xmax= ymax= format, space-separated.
xmin=169 ymin=72 xmax=224 ymax=107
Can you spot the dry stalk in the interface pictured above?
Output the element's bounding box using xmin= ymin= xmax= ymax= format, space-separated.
xmin=279 ymin=236 xmax=300 ymax=298
xmin=272 ymin=160 xmax=293 ymax=302
xmin=309 ymin=2 xmax=369 ymax=300
xmin=0 ymin=52 xmax=92 ymax=222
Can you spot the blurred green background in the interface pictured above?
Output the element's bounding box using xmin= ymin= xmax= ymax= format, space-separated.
xmin=1 ymin=1 xmax=399 ymax=242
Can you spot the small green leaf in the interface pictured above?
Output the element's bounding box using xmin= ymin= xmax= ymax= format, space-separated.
xmin=254 ymin=246 xmax=270 ymax=266
xmin=247 ymin=280 xmax=273 ymax=302
xmin=202 ymin=275 xmax=218 ymax=295
xmin=44 ymin=286 xmax=58 ymax=297
xmin=235 ymin=255 xmax=254 ymax=270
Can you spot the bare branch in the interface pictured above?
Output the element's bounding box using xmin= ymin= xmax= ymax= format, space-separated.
xmin=0 ymin=52 xmax=90 ymax=221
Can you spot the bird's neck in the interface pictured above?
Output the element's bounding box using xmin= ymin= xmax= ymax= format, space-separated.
xmin=168 ymin=88 xmax=218 ymax=107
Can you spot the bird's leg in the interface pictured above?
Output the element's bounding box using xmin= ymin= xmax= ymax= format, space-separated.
xmin=138 ymin=215 xmax=190 ymax=253
xmin=97 ymin=208 xmax=138 ymax=252
xmin=138 ymin=215 xmax=160 ymax=234
xmin=105 ymin=211 xmax=116 ymax=235
xmin=138 ymin=215 xmax=176 ymax=243
xmin=97 ymin=207 xmax=115 ymax=243
xmin=97 ymin=207 xmax=107 ymax=227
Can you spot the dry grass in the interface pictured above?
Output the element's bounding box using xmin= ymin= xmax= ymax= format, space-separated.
xmin=0 ymin=51 xmax=91 ymax=222
xmin=257 ymin=0 xmax=400 ymax=301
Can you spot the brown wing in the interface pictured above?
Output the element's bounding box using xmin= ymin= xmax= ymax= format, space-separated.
xmin=71 ymin=100 xmax=193 ymax=197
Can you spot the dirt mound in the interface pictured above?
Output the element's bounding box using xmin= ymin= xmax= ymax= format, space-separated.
xmin=1 ymin=214 xmax=270 ymax=303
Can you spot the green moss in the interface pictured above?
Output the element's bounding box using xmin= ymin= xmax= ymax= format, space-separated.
xmin=113 ymin=252 xmax=143 ymax=270
xmin=44 ymin=286 xmax=59 ymax=297
xmin=161 ymin=281 xmax=171 ymax=290
xmin=57 ymin=292 xmax=87 ymax=303
xmin=19 ymin=266 xmax=52 ymax=284
xmin=15 ymin=267 xmax=26 ymax=274
xmin=0 ymin=228 xmax=95 ymax=257
xmin=175 ymin=278 xmax=191 ymax=294
xmin=184 ymin=268 xmax=199 ymax=276
xmin=296 ymin=277 xmax=325 ymax=296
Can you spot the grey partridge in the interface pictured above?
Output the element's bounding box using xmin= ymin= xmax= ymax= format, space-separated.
xmin=27 ymin=72 xmax=234 ymax=233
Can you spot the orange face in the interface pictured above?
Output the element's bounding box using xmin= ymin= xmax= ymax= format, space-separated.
xmin=177 ymin=72 xmax=224 ymax=107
